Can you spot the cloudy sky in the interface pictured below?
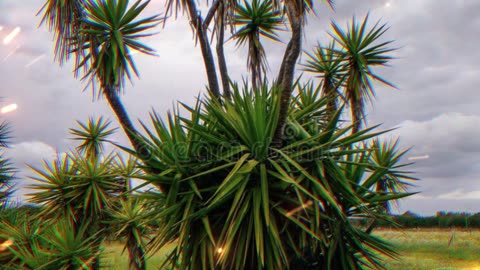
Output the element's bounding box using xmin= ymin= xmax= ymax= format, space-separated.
xmin=1 ymin=0 xmax=480 ymax=216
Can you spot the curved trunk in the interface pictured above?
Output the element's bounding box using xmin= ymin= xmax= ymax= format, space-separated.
xmin=216 ymin=3 xmax=231 ymax=99
xmin=185 ymin=0 xmax=221 ymax=101
xmin=104 ymin=86 xmax=149 ymax=160
xmin=127 ymin=234 xmax=146 ymax=270
xmin=271 ymin=3 xmax=303 ymax=148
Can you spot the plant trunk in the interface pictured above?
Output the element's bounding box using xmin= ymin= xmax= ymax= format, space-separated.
xmin=185 ymin=0 xmax=222 ymax=101
xmin=351 ymin=98 xmax=362 ymax=134
xmin=104 ymin=86 xmax=149 ymax=161
xmin=323 ymin=79 xmax=337 ymax=120
xmin=216 ymin=3 xmax=231 ymax=99
xmin=271 ymin=3 xmax=303 ymax=148
xmin=127 ymin=235 xmax=146 ymax=270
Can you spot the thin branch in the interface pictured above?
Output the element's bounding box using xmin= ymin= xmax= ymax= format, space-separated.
xmin=203 ymin=0 xmax=222 ymax=30
xmin=216 ymin=2 xmax=231 ymax=99
xmin=185 ymin=0 xmax=222 ymax=100
xmin=271 ymin=2 xmax=303 ymax=148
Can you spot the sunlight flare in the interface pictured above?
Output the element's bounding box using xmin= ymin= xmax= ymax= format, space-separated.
xmin=3 ymin=27 xmax=21 ymax=45
xmin=286 ymin=200 xmax=313 ymax=217
xmin=0 ymin=239 xmax=14 ymax=252
xmin=1 ymin=103 xmax=18 ymax=114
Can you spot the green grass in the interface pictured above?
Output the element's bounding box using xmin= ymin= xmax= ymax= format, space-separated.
xmin=103 ymin=229 xmax=480 ymax=269
xmin=376 ymin=228 xmax=480 ymax=270
xmin=102 ymin=241 xmax=174 ymax=270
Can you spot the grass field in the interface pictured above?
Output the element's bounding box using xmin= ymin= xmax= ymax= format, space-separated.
xmin=103 ymin=229 xmax=480 ymax=269
xmin=376 ymin=228 xmax=480 ymax=270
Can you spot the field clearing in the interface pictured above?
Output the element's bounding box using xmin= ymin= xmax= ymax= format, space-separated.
xmin=376 ymin=228 xmax=480 ymax=270
xmin=103 ymin=229 xmax=480 ymax=269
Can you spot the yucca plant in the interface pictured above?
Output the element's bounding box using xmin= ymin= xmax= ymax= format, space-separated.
xmin=329 ymin=14 xmax=396 ymax=133
xmin=234 ymin=0 xmax=283 ymax=88
xmin=105 ymin=155 xmax=151 ymax=270
xmin=0 ymin=212 xmax=43 ymax=267
xmin=303 ymin=41 xmax=346 ymax=119
xmin=39 ymin=0 xmax=162 ymax=159
xmin=363 ymin=139 xmax=417 ymax=234
xmin=70 ymin=117 xmax=117 ymax=160
xmin=26 ymin=118 xmax=155 ymax=269
xmin=28 ymin=152 xmax=122 ymax=269
xmin=126 ymin=82 xmax=414 ymax=270
xmin=27 ymin=118 xmax=126 ymax=269
xmin=106 ymin=197 xmax=150 ymax=270
xmin=0 ymin=120 xmax=15 ymax=205
xmin=2 ymin=218 xmax=100 ymax=270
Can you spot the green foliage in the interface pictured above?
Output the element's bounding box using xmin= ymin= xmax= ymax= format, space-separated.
xmin=234 ymin=0 xmax=282 ymax=86
xmin=305 ymin=14 xmax=396 ymax=131
xmin=0 ymin=121 xmax=15 ymax=205
xmin=78 ymin=0 xmax=162 ymax=93
xmin=0 ymin=217 xmax=100 ymax=270
xmin=17 ymin=117 xmax=150 ymax=269
xmin=35 ymin=1 xmax=413 ymax=269
xmin=70 ymin=117 xmax=117 ymax=159
xmin=40 ymin=0 xmax=162 ymax=94
xmin=28 ymin=153 xmax=122 ymax=225
xmin=106 ymin=197 xmax=150 ymax=270
xmin=126 ymin=83 xmax=415 ymax=270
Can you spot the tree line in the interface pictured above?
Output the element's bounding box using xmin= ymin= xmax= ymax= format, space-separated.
xmin=373 ymin=211 xmax=480 ymax=229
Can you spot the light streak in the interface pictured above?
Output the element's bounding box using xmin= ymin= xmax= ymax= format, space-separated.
xmin=2 ymin=44 xmax=21 ymax=62
xmin=3 ymin=27 xmax=21 ymax=45
xmin=286 ymin=200 xmax=313 ymax=217
xmin=0 ymin=239 xmax=14 ymax=252
xmin=25 ymin=54 xmax=46 ymax=68
xmin=408 ymin=154 xmax=430 ymax=161
xmin=1 ymin=104 xmax=18 ymax=114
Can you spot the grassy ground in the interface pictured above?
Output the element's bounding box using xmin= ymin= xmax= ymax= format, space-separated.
xmin=103 ymin=229 xmax=480 ymax=269
xmin=376 ymin=228 xmax=480 ymax=270
xmin=102 ymin=241 xmax=174 ymax=270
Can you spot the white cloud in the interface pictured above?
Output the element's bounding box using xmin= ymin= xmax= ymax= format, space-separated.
xmin=7 ymin=141 xmax=57 ymax=163
xmin=409 ymin=194 xmax=433 ymax=200
xmin=437 ymin=190 xmax=480 ymax=200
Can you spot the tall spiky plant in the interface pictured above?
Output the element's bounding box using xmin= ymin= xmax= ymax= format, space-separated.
xmin=0 ymin=120 xmax=15 ymax=205
xmin=29 ymin=118 xmax=124 ymax=269
xmin=128 ymin=82 xmax=415 ymax=270
xmin=105 ymin=155 xmax=150 ymax=270
xmin=364 ymin=139 xmax=417 ymax=234
xmin=1 ymin=217 xmax=100 ymax=270
xmin=330 ymin=14 xmax=396 ymax=133
xmin=234 ymin=0 xmax=283 ymax=88
xmin=70 ymin=117 xmax=117 ymax=160
xmin=39 ymin=0 xmax=162 ymax=159
xmin=303 ymin=41 xmax=346 ymax=119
